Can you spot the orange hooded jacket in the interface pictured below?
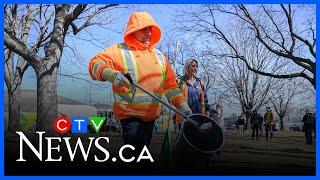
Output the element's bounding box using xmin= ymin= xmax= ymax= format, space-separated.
xmin=88 ymin=12 xmax=188 ymax=121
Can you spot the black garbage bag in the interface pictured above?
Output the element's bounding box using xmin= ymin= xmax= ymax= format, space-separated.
xmin=172 ymin=114 xmax=224 ymax=172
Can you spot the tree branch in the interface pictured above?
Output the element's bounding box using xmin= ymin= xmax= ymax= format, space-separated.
xmin=4 ymin=31 xmax=41 ymax=68
xmin=241 ymin=5 xmax=314 ymax=70
xmin=67 ymin=4 xmax=118 ymax=35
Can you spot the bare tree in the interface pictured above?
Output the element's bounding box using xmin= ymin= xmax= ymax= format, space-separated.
xmin=271 ymin=79 xmax=307 ymax=130
xmin=4 ymin=4 xmax=118 ymax=133
xmin=214 ymin=5 xmax=315 ymax=88
xmin=174 ymin=5 xmax=315 ymax=88
xmin=4 ymin=5 xmax=38 ymax=132
xmin=216 ymin=57 xmax=275 ymax=129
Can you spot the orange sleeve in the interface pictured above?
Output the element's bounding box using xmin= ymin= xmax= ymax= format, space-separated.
xmin=163 ymin=58 xmax=179 ymax=90
xmin=88 ymin=44 xmax=122 ymax=81
xmin=163 ymin=58 xmax=188 ymax=107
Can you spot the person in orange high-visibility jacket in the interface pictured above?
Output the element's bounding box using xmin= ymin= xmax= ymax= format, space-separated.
xmin=88 ymin=12 xmax=192 ymax=157
xmin=175 ymin=59 xmax=208 ymax=129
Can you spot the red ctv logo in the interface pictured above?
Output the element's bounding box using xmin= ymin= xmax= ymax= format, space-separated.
xmin=53 ymin=116 xmax=106 ymax=134
xmin=53 ymin=116 xmax=71 ymax=134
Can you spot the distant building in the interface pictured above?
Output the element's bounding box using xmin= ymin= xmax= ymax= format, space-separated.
xmin=92 ymin=103 xmax=113 ymax=117
xmin=4 ymin=90 xmax=97 ymax=131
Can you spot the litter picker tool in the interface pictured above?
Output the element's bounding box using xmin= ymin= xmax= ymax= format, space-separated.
xmin=124 ymin=73 xmax=212 ymax=131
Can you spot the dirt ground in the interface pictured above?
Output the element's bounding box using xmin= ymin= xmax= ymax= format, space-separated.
xmin=5 ymin=130 xmax=316 ymax=175
xmin=148 ymin=130 xmax=316 ymax=175
xmin=105 ymin=130 xmax=316 ymax=175
xmin=210 ymin=131 xmax=316 ymax=175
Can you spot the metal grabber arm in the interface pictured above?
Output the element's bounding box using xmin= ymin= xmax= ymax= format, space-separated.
xmin=124 ymin=73 xmax=212 ymax=131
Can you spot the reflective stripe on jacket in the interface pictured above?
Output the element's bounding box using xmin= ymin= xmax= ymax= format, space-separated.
xmin=88 ymin=12 xmax=188 ymax=121
xmin=175 ymin=77 xmax=207 ymax=124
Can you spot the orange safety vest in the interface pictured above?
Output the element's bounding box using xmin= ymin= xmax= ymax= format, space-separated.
xmin=175 ymin=78 xmax=206 ymax=124
xmin=88 ymin=12 xmax=187 ymax=121
xmin=89 ymin=44 xmax=185 ymax=121
xmin=113 ymin=43 xmax=166 ymax=110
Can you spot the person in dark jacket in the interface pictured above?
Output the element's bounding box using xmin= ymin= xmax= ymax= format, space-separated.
xmin=250 ymin=109 xmax=260 ymax=140
xmin=312 ymin=112 xmax=316 ymax=139
xmin=302 ymin=109 xmax=315 ymax=145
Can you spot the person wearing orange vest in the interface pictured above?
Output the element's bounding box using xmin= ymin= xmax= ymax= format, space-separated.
xmin=175 ymin=59 xmax=208 ymax=129
xmin=88 ymin=12 xmax=191 ymax=157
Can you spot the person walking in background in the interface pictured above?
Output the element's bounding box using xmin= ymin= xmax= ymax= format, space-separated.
xmin=312 ymin=112 xmax=316 ymax=140
xmin=238 ymin=113 xmax=245 ymax=135
xmin=208 ymin=106 xmax=218 ymax=120
xmin=250 ymin=109 xmax=260 ymax=140
xmin=302 ymin=109 xmax=315 ymax=145
xmin=264 ymin=107 xmax=275 ymax=141
xmin=88 ymin=12 xmax=191 ymax=158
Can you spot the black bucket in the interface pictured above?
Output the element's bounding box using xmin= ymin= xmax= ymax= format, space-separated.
xmin=172 ymin=114 xmax=224 ymax=171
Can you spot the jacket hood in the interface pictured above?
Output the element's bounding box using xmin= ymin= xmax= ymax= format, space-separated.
xmin=124 ymin=12 xmax=161 ymax=50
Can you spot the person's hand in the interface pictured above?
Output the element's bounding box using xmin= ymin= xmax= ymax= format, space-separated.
xmin=179 ymin=107 xmax=192 ymax=118
xmin=101 ymin=69 xmax=131 ymax=89
xmin=113 ymin=72 xmax=131 ymax=88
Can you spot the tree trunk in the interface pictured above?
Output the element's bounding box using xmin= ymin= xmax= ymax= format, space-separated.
xmin=312 ymin=76 xmax=315 ymax=89
xmin=244 ymin=111 xmax=251 ymax=130
xmin=7 ymin=86 xmax=21 ymax=132
xmin=34 ymin=5 xmax=69 ymax=133
xmin=35 ymin=64 xmax=58 ymax=134
xmin=280 ymin=116 xmax=284 ymax=131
